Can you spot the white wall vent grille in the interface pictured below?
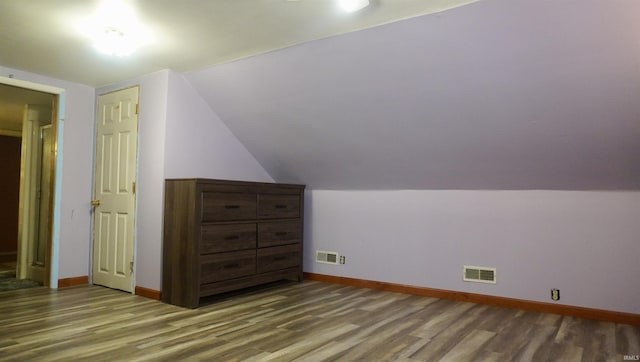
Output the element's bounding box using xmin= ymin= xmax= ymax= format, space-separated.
xmin=316 ymin=250 xmax=339 ymax=264
xmin=463 ymin=266 xmax=496 ymax=284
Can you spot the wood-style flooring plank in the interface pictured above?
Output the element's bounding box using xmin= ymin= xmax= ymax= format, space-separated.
xmin=1 ymin=282 xmax=639 ymax=361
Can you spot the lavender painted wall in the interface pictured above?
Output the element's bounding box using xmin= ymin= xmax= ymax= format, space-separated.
xmin=164 ymin=71 xmax=273 ymax=182
xmin=187 ymin=0 xmax=640 ymax=190
xmin=0 ymin=66 xmax=95 ymax=281
xmin=98 ymin=70 xmax=272 ymax=291
xmin=304 ymin=190 xmax=640 ymax=314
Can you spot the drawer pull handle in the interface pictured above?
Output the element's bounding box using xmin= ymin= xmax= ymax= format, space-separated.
xmin=224 ymin=205 xmax=240 ymax=209
xmin=275 ymin=205 xmax=287 ymax=209
xmin=223 ymin=263 xmax=240 ymax=269
xmin=224 ymin=235 xmax=240 ymax=240
xmin=275 ymin=232 xmax=288 ymax=236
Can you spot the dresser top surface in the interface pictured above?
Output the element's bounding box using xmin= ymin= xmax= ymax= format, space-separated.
xmin=165 ymin=178 xmax=305 ymax=190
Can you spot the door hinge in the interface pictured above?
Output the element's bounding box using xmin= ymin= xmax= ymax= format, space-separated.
xmin=130 ymin=261 xmax=134 ymax=275
xmin=135 ymin=103 xmax=139 ymax=115
xmin=132 ymin=181 xmax=136 ymax=194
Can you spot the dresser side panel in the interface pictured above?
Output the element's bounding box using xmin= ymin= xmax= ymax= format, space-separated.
xmin=162 ymin=180 xmax=199 ymax=308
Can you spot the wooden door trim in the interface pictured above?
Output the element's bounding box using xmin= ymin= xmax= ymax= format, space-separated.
xmin=43 ymin=95 xmax=60 ymax=287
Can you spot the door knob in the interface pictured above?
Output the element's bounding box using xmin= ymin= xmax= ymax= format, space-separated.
xmin=90 ymin=200 xmax=101 ymax=206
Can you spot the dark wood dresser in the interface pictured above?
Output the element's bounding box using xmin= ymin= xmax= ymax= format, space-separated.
xmin=162 ymin=178 xmax=305 ymax=308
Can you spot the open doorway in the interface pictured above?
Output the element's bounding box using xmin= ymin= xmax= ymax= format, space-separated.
xmin=0 ymin=134 xmax=22 ymax=277
xmin=0 ymin=82 xmax=57 ymax=288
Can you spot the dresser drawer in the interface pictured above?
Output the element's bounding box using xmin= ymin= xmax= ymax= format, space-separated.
xmin=201 ymin=192 xmax=256 ymax=221
xmin=257 ymin=244 xmax=300 ymax=273
xmin=201 ymin=223 xmax=256 ymax=254
xmin=200 ymin=250 xmax=256 ymax=283
xmin=258 ymin=194 xmax=300 ymax=219
xmin=258 ymin=221 xmax=301 ymax=248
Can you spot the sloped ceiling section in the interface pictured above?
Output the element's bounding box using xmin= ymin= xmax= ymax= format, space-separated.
xmin=187 ymin=0 xmax=640 ymax=190
xmin=0 ymin=0 xmax=478 ymax=87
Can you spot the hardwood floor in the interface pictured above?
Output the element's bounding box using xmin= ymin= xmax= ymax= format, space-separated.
xmin=1 ymin=281 xmax=639 ymax=361
xmin=0 ymin=261 xmax=16 ymax=277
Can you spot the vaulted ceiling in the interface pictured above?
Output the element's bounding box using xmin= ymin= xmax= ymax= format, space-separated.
xmin=0 ymin=0 xmax=477 ymax=87
xmin=186 ymin=0 xmax=640 ymax=189
xmin=2 ymin=0 xmax=639 ymax=190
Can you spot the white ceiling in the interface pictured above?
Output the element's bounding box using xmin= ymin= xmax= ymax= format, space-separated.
xmin=0 ymin=0 xmax=477 ymax=87
xmin=0 ymin=0 xmax=475 ymax=136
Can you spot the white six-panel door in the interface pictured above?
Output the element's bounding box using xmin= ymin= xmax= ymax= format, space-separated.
xmin=92 ymin=87 xmax=139 ymax=292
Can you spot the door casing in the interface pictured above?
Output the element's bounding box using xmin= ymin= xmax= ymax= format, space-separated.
xmin=1 ymin=76 xmax=63 ymax=288
xmin=17 ymin=106 xmax=53 ymax=284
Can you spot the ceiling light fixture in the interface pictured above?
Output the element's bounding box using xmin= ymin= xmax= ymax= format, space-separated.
xmin=93 ymin=27 xmax=137 ymax=57
xmin=338 ymin=0 xmax=370 ymax=13
xmin=78 ymin=0 xmax=152 ymax=57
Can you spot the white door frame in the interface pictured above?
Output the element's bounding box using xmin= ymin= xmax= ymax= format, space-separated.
xmin=1 ymin=76 xmax=64 ymax=288
xmin=18 ymin=105 xmax=53 ymax=284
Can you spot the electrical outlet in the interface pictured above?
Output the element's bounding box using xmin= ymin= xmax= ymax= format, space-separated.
xmin=551 ymin=288 xmax=560 ymax=301
xmin=339 ymin=255 xmax=345 ymax=264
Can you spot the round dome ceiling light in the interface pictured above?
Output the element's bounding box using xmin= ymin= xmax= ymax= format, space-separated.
xmin=77 ymin=0 xmax=153 ymax=57
xmin=338 ymin=0 xmax=370 ymax=13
